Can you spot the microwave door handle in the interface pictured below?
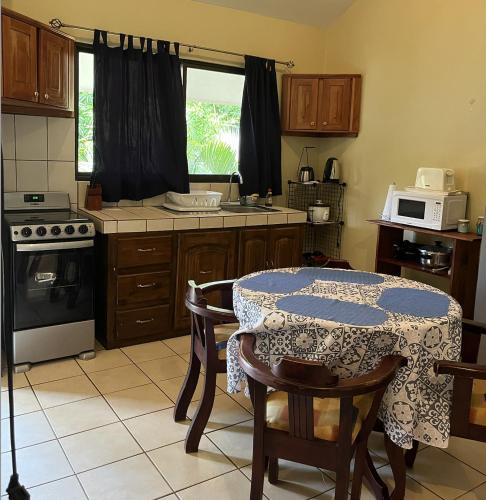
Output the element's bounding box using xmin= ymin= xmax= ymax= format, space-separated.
xmin=16 ymin=240 xmax=94 ymax=252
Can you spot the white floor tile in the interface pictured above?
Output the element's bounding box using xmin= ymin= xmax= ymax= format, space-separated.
xmin=156 ymin=374 xmax=222 ymax=403
xmin=445 ymin=436 xmax=486 ymax=475
xmin=137 ymin=356 xmax=189 ymax=382
xmin=123 ymin=408 xmax=190 ymax=451
xmin=148 ymin=435 xmax=235 ymax=491
xmin=104 ymin=383 xmax=173 ymax=420
xmin=241 ymin=459 xmax=335 ymax=500
xmin=177 ymin=470 xmax=251 ymax=500
xmin=1 ymin=372 xmax=29 ymax=392
xmin=45 ymin=396 xmax=118 ymax=437
xmin=1 ymin=410 xmax=55 ymax=452
xmin=163 ymin=336 xmax=191 ymax=355
xmin=206 ymin=420 xmax=254 ymax=467
xmin=121 ymin=341 xmax=175 ymax=364
xmin=60 ymin=422 xmax=142 ymax=473
xmin=1 ymin=387 xmax=41 ymax=418
xmin=26 ymin=358 xmax=83 ymax=385
xmin=87 ymin=365 xmax=150 ymax=394
xmin=407 ymin=446 xmax=486 ymax=499
xmin=188 ymin=393 xmax=252 ymax=432
xmin=1 ymin=440 xmax=73 ymax=491
xmin=77 ymin=349 xmax=132 ymax=373
xmin=33 ymin=375 xmax=99 ymax=408
xmin=78 ymin=454 xmax=171 ymax=500
xmin=27 ymin=476 xmax=87 ymax=500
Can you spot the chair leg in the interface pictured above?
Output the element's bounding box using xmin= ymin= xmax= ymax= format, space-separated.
xmin=268 ymin=457 xmax=279 ymax=484
xmin=351 ymin=444 xmax=366 ymax=500
xmin=174 ymin=349 xmax=201 ymax=422
xmin=405 ymin=439 xmax=420 ymax=468
xmin=334 ymin=461 xmax=351 ymax=500
xmin=184 ymin=365 xmax=216 ymax=453
xmin=250 ymin=380 xmax=266 ymax=500
xmin=364 ymin=449 xmax=390 ymax=500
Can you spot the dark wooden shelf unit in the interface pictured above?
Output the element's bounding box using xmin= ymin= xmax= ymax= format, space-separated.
xmin=369 ymin=220 xmax=482 ymax=318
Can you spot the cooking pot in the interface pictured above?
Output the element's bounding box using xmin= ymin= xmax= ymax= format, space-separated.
xmin=417 ymin=241 xmax=452 ymax=269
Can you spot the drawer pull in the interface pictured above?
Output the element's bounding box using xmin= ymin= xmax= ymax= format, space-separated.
xmin=137 ymin=282 xmax=156 ymax=289
xmin=136 ymin=318 xmax=154 ymax=325
xmin=137 ymin=247 xmax=156 ymax=252
xmin=199 ymin=270 xmax=212 ymax=275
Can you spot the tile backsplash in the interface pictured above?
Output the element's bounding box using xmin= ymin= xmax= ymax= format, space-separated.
xmin=2 ymin=114 xmax=78 ymax=210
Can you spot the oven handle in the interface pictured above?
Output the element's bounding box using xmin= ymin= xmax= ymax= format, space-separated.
xmin=16 ymin=240 xmax=94 ymax=252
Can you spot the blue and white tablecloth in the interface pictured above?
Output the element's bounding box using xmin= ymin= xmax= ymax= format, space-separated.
xmin=226 ymin=267 xmax=462 ymax=449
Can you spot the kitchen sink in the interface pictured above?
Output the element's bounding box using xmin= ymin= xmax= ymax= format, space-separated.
xmin=220 ymin=204 xmax=280 ymax=214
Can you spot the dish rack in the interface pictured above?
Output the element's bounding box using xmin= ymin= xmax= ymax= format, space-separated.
xmin=166 ymin=190 xmax=222 ymax=209
xmin=287 ymin=181 xmax=345 ymax=263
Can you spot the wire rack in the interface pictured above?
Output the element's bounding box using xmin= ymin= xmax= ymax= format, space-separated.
xmin=287 ymin=181 xmax=345 ymax=262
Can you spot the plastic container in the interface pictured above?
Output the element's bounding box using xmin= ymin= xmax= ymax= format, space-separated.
xmin=458 ymin=219 xmax=470 ymax=233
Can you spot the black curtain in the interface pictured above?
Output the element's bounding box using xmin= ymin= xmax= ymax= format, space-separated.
xmin=93 ymin=30 xmax=189 ymax=202
xmin=238 ymin=56 xmax=281 ymax=197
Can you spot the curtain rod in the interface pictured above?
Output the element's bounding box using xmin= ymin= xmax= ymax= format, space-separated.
xmin=48 ymin=18 xmax=295 ymax=68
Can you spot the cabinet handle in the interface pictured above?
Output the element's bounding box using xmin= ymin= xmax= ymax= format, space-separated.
xmin=322 ymin=121 xmax=328 ymax=126
xmin=136 ymin=318 xmax=154 ymax=325
xmin=310 ymin=121 xmax=316 ymax=126
xmin=44 ymin=93 xmax=49 ymax=99
xmin=34 ymin=91 xmax=39 ymax=97
xmin=199 ymin=270 xmax=212 ymax=275
xmin=137 ymin=247 xmax=156 ymax=252
xmin=137 ymin=282 xmax=156 ymax=288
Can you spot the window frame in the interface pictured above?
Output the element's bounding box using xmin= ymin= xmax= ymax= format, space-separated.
xmin=74 ymin=44 xmax=245 ymax=183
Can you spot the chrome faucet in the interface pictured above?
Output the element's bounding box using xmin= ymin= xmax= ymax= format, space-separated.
xmin=227 ymin=171 xmax=242 ymax=203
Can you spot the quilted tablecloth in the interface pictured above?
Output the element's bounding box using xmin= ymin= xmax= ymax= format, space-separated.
xmin=226 ymin=267 xmax=462 ymax=449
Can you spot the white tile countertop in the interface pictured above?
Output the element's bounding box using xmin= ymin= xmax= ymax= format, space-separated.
xmin=79 ymin=206 xmax=307 ymax=233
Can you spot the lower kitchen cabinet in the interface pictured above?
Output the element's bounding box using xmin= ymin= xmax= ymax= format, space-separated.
xmin=95 ymin=224 xmax=304 ymax=348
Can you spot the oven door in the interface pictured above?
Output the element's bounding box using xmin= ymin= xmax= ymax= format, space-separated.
xmin=13 ymin=239 xmax=94 ymax=331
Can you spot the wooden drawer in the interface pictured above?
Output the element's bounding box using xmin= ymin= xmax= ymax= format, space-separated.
xmin=117 ymin=235 xmax=172 ymax=269
xmin=117 ymin=271 xmax=170 ymax=308
xmin=115 ymin=305 xmax=169 ymax=341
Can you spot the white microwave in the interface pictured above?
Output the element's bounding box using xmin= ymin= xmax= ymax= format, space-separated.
xmin=390 ymin=190 xmax=467 ymax=230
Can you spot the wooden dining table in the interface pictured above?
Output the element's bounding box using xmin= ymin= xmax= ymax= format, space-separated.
xmin=225 ymin=267 xmax=463 ymax=499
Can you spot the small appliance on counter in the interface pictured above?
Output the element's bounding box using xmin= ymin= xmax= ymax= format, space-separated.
xmin=308 ymin=200 xmax=330 ymax=223
xmin=414 ymin=167 xmax=456 ymax=192
xmin=297 ymin=146 xmax=315 ymax=183
xmin=323 ymin=157 xmax=340 ymax=183
xmin=3 ymin=192 xmax=96 ymax=372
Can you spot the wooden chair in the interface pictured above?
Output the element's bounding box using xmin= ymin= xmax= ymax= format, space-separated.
xmin=239 ymin=333 xmax=406 ymax=500
xmin=174 ymin=279 xmax=239 ymax=452
xmin=434 ymin=320 xmax=486 ymax=443
xmin=321 ymin=258 xmax=354 ymax=270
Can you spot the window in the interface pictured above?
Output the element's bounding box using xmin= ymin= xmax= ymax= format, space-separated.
xmin=183 ymin=61 xmax=245 ymax=181
xmin=76 ymin=45 xmax=94 ymax=180
xmin=75 ymin=47 xmax=245 ymax=182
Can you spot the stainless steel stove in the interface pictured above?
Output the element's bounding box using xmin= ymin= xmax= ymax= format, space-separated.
xmin=4 ymin=192 xmax=96 ymax=372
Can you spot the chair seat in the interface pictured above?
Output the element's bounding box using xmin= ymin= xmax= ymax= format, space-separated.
xmin=214 ymin=323 xmax=239 ymax=360
xmin=470 ymin=379 xmax=486 ymax=426
xmin=266 ymin=391 xmax=374 ymax=441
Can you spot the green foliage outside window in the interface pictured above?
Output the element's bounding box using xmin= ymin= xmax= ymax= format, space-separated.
xmin=78 ymin=90 xmax=94 ymax=172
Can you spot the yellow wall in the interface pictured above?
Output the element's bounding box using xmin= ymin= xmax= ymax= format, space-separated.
xmin=4 ymin=0 xmax=327 ymax=204
xmin=322 ymin=0 xmax=486 ymax=270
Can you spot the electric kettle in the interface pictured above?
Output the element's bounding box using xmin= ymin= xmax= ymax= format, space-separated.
xmin=324 ymin=157 xmax=340 ymax=183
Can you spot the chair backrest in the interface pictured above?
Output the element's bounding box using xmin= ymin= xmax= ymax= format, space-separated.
xmin=185 ymin=280 xmax=237 ymax=350
xmin=239 ymin=333 xmax=406 ymax=443
xmin=322 ymin=258 xmax=354 ymax=270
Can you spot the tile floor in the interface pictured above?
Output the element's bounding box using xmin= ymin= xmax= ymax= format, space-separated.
xmin=1 ymin=335 xmax=486 ymax=499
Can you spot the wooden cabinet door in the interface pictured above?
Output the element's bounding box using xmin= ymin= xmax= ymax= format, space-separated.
xmin=238 ymin=228 xmax=269 ymax=277
xmin=268 ymin=226 xmax=303 ymax=269
xmin=318 ymin=78 xmax=352 ymax=132
xmin=175 ymin=231 xmax=237 ymax=330
xmin=38 ymin=29 xmax=70 ymax=108
xmin=2 ymin=14 xmax=38 ymax=102
xmin=288 ymin=78 xmax=318 ymax=130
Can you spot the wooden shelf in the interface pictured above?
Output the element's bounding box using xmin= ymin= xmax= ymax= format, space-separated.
xmin=368 ymin=219 xmax=481 ymax=242
xmin=378 ymin=257 xmax=450 ymax=279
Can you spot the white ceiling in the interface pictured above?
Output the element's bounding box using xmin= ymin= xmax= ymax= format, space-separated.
xmin=194 ymin=0 xmax=354 ymax=28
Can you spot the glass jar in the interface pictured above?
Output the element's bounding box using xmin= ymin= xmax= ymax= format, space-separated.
xmin=477 ymin=216 xmax=484 ymax=236
xmin=458 ymin=219 xmax=470 ymax=233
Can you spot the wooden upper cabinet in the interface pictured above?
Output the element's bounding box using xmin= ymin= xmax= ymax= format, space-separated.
xmin=2 ymin=15 xmax=38 ymax=102
xmin=38 ymin=29 xmax=70 ymax=108
xmin=1 ymin=8 xmax=74 ymax=117
xmin=281 ymin=74 xmax=361 ymax=137
xmin=288 ymin=78 xmax=319 ymax=130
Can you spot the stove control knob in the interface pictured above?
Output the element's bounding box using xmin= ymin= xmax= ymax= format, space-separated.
xmin=21 ymin=227 xmax=32 ymax=238
xmin=78 ymin=224 xmax=89 ymax=235
xmin=51 ymin=226 xmax=61 ymax=236
xmin=36 ymin=226 xmax=47 ymax=237
xmin=65 ymin=225 xmax=75 ymax=235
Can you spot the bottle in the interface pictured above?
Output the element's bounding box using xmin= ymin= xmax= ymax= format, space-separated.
xmin=477 ymin=216 xmax=484 ymax=236
xmin=265 ymin=188 xmax=273 ymax=207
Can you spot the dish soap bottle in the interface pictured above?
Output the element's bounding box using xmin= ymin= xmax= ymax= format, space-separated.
xmin=265 ymin=188 xmax=273 ymax=207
